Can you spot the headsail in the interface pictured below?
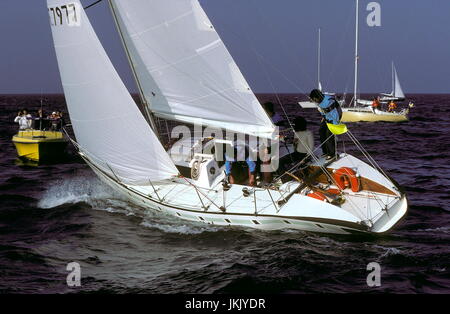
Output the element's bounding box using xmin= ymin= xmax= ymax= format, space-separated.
xmin=380 ymin=63 xmax=405 ymax=99
xmin=109 ymin=0 xmax=275 ymax=138
xmin=47 ymin=0 xmax=179 ymax=184
xmin=393 ymin=65 xmax=405 ymax=99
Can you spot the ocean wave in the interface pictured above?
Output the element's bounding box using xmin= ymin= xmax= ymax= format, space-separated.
xmin=417 ymin=226 xmax=450 ymax=234
xmin=140 ymin=220 xmax=221 ymax=235
xmin=379 ymin=247 xmax=402 ymax=258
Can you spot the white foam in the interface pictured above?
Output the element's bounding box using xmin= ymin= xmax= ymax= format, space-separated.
xmin=140 ymin=220 xmax=220 ymax=235
xmin=38 ymin=174 xmax=223 ymax=234
xmin=374 ymin=245 xmax=402 ymax=257
xmin=418 ymin=226 xmax=450 ymax=233
xmin=38 ymin=176 xmax=120 ymax=209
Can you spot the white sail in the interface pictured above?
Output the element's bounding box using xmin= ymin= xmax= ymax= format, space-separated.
xmin=47 ymin=0 xmax=179 ymax=184
xmin=109 ymin=0 xmax=275 ymax=138
xmin=393 ymin=65 xmax=405 ymax=99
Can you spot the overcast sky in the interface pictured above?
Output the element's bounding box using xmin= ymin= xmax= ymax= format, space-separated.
xmin=1 ymin=0 xmax=449 ymax=94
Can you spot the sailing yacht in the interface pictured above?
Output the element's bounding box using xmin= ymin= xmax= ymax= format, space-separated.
xmin=341 ymin=0 xmax=411 ymax=123
xmin=379 ymin=62 xmax=405 ymax=102
xmin=47 ymin=0 xmax=407 ymax=235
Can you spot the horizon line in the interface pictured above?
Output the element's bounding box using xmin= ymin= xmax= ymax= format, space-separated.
xmin=1 ymin=92 xmax=450 ymax=96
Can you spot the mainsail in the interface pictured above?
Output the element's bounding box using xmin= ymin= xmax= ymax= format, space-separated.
xmin=109 ymin=0 xmax=275 ymax=138
xmin=47 ymin=0 xmax=179 ymax=185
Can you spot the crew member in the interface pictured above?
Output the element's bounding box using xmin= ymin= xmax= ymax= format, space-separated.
xmin=309 ymin=89 xmax=342 ymax=160
xmin=223 ymin=141 xmax=257 ymax=187
xmin=372 ymin=97 xmax=381 ymax=110
xmin=293 ymin=116 xmax=314 ymax=164
xmin=388 ymin=100 xmax=397 ymax=112
xmin=262 ymin=101 xmax=284 ymax=126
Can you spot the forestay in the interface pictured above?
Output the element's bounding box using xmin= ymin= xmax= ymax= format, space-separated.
xmin=109 ymin=0 xmax=275 ymax=138
xmin=47 ymin=0 xmax=179 ymax=184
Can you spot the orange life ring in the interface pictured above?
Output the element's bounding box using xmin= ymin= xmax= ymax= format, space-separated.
xmin=307 ymin=191 xmax=328 ymax=202
xmin=325 ymin=188 xmax=341 ymax=195
xmin=333 ymin=167 xmax=361 ymax=192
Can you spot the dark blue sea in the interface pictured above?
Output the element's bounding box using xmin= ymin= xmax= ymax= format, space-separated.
xmin=0 ymin=94 xmax=449 ymax=294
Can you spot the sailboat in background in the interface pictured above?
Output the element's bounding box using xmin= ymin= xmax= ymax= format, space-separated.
xmin=379 ymin=62 xmax=405 ymax=102
xmin=47 ymin=0 xmax=407 ymax=234
xmin=356 ymin=62 xmax=407 ymax=106
xmin=341 ymin=0 xmax=412 ymax=123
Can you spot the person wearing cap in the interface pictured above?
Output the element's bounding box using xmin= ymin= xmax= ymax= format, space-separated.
xmin=48 ymin=111 xmax=61 ymax=130
xmin=309 ymin=89 xmax=342 ymax=160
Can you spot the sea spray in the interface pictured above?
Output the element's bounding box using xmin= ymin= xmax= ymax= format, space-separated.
xmin=140 ymin=220 xmax=221 ymax=235
xmin=37 ymin=174 xmax=220 ymax=234
xmin=37 ymin=176 xmax=120 ymax=209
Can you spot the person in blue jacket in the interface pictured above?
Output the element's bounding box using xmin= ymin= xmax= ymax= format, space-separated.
xmin=223 ymin=141 xmax=257 ymax=188
xmin=309 ymin=89 xmax=342 ymax=160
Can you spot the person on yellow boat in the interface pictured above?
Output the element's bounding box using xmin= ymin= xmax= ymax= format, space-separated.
xmin=14 ymin=109 xmax=32 ymax=130
xmin=388 ymin=100 xmax=397 ymax=112
xmin=48 ymin=111 xmax=63 ymax=131
xmin=309 ymin=89 xmax=342 ymax=160
xmin=372 ymin=97 xmax=381 ymax=111
xmin=33 ymin=109 xmax=46 ymax=130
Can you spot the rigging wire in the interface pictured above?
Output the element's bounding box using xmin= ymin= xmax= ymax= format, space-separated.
xmin=325 ymin=5 xmax=354 ymax=93
xmin=84 ymin=0 xmax=103 ymax=10
xmin=229 ymin=4 xmax=364 ymax=216
xmin=217 ymin=1 xmax=309 ymax=97
xmin=202 ymin=8 xmax=359 ymax=214
xmin=252 ymin=0 xmax=314 ymax=91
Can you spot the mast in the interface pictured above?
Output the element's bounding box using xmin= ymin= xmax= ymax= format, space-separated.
xmin=392 ymin=61 xmax=395 ymax=95
xmin=107 ymin=0 xmax=159 ymax=135
xmin=353 ymin=0 xmax=359 ymax=106
xmin=318 ymin=27 xmax=321 ymax=91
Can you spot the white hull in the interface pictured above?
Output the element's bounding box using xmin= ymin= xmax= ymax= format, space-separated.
xmin=379 ymin=96 xmax=405 ymax=103
xmin=341 ymin=106 xmax=409 ymax=122
xmin=82 ymin=152 xmax=407 ymax=235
